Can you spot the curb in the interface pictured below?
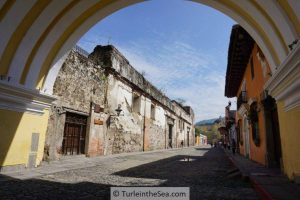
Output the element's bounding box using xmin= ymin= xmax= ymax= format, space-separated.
xmin=250 ymin=177 xmax=275 ymax=200
xmin=223 ymin=149 xmax=275 ymax=200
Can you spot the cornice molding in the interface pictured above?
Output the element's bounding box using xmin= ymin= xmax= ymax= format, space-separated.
xmin=265 ymin=42 xmax=300 ymax=111
xmin=0 ymin=81 xmax=56 ymax=114
xmin=238 ymin=103 xmax=249 ymax=117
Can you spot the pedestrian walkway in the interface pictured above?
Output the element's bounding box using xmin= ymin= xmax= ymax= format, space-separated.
xmin=0 ymin=146 xmax=192 ymax=180
xmin=224 ymin=149 xmax=300 ymax=200
xmin=0 ymin=147 xmax=260 ymax=200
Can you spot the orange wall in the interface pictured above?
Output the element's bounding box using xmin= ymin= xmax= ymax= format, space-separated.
xmin=237 ymin=44 xmax=272 ymax=165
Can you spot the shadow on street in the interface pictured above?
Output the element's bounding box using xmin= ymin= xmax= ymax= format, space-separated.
xmin=0 ymin=147 xmax=259 ymax=200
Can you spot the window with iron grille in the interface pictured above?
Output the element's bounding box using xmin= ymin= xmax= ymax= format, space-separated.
xmin=249 ymin=102 xmax=260 ymax=146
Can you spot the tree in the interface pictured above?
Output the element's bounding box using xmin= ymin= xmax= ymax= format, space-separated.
xmin=195 ymin=127 xmax=201 ymax=137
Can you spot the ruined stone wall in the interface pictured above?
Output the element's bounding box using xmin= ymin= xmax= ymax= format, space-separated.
xmin=44 ymin=107 xmax=66 ymax=160
xmin=164 ymin=114 xmax=176 ymax=148
xmin=104 ymin=74 xmax=167 ymax=154
xmin=53 ymin=50 xmax=106 ymax=112
xmin=145 ymin=105 xmax=167 ymax=151
xmin=146 ymin=121 xmax=166 ymax=150
xmin=171 ymin=101 xmax=195 ymax=147
xmin=91 ymin=45 xmax=170 ymax=154
xmin=139 ymin=99 xmax=167 ymax=151
xmin=104 ymin=75 xmax=143 ymax=155
xmin=45 ymin=50 xmax=106 ymax=160
xmin=89 ymin=45 xmax=174 ymax=110
xmin=45 ymin=45 xmax=195 ymax=161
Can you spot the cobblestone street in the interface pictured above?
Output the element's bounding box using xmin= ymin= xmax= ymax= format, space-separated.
xmin=0 ymin=147 xmax=259 ymax=200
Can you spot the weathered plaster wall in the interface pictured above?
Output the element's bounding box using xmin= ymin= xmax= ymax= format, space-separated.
xmin=146 ymin=105 xmax=167 ymax=150
xmin=172 ymin=101 xmax=194 ymax=147
xmin=45 ymin=45 xmax=195 ymax=161
xmin=89 ymin=45 xmax=174 ymax=110
xmin=53 ymin=50 xmax=105 ymax=112
xmin=104 ymin=74 xmax=167 ymax=154
xmin=105 ymin=75 xmax=143 ymax=155
xmin=45 ymin=50 xmax=106 ymax=160
xmin=86 ymin=106 xmax=107 ymax=157
xmin=44 ymin=108 xmax=66 ymax=160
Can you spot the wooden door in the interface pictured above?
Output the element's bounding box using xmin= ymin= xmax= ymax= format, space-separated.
xmin=62 ymin=112 xmax=87 ymax=155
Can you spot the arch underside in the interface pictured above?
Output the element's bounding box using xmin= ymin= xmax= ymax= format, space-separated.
xmin=0 ymin=0 xmax=299 ymax=94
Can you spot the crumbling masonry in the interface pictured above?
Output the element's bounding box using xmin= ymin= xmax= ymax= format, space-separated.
xmin=44 ymin=45 xmax=195 ymax=160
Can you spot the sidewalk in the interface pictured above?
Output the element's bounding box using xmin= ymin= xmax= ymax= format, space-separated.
xmin=224 ymin=149 xmax=300 ymax=200
xmin=0 ymin=146 xmax=195 ymax=180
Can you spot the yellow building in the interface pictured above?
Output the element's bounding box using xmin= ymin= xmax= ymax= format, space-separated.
xmin=0 ymin=89 xmax=54 ymax=171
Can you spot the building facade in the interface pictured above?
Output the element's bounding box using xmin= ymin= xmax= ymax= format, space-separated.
xmin=44 ymin=45 xmax=195 ymax=161
xmin=195 ymin=134 xmax=207 ymax=146
xmin=196 ymin=118 xmax=223 ymax=145
xmin=225 ymin=25 xmax=282 ymax=168
xmin=222 ymin=103 xmax=237 ymax=151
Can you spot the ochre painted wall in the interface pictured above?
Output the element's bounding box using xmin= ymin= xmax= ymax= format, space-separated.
xmin=277 ymin=102 xmax=300 ymax=179
xmin=237 ymin=44 xmax=272 ymax=165
xmin=0 ymin=109 xmax=49 ymax=168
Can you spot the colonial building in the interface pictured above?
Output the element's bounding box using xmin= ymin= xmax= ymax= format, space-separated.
xmin=225 ymin=25 xmax=282 ymax=168
xmin=221 ymin=102 xmax=237 ymax=151
xmin=44 ymin=45 xmax=195 ymax=161
xmin=195 ymin=134 xmax=207 ymax=146
xmin=196 ymin=118 xmax=223 ymax=145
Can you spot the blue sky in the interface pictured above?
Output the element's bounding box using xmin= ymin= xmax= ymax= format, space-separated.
xmin=77 ymin=0 xmax=236 ymax=122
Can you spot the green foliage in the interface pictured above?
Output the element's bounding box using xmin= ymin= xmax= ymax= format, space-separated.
xmin=195 ymin=123 xmax=222 ymax=143
xmin=195 ymin=127 xmax=201 ymax=137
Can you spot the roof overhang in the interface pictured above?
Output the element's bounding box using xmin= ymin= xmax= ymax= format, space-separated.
xmin=225 ymin=25 xmax=254 ymax=97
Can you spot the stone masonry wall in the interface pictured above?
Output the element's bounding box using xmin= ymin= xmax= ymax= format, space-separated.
xmin=45 ymin=50 xmax=106 ymax=160
xmin=147 ymin=121 xmax=166 ymax=151
xmin=53 ymin=50 xmax=106 ymax=112
xmin=104 ymin=75 xmax=144 ymax=155
xmin=45 ymin=45 xmax=195 ymax=161
xmin=89 ymin=45 xmax=174 ymax=110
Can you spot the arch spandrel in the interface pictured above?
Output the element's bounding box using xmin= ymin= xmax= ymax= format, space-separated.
xmin=0 ymin=0 xmax=298 ymax=108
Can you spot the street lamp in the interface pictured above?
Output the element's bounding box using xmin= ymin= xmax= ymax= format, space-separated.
xmin=115 ymin=104 xmax=122 ymax=116
xmin=108 ymin=104 xmax=123 ymax=126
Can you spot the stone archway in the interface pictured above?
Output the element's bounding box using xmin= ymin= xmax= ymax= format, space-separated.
xmin=0 ymin=0 xmax=300 ymax=179
xmin=0 ymin=0 xmax=298 ymax=91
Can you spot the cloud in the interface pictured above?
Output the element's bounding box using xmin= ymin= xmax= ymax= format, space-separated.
xmin=78 ymin=33 xmax=233 ymax=122
xmin=114 ymin=40 xmax=233 ymax=121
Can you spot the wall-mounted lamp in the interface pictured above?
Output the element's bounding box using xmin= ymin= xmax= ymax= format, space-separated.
xmin=115 ymin=104 xmax=123 ymax=116
xmin=108 ymin=104 xmax=123 ymax=127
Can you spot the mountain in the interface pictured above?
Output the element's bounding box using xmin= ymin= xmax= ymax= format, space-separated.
xmin=195 ymin=118 xmax=222 ymax=126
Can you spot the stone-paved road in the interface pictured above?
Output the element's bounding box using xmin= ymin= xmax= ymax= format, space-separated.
xmin=0 ymin=147 xmax=260 ymax=200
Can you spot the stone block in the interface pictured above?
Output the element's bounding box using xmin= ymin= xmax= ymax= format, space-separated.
xmin=31 ymin=133 xmax=39 ymax=152
xmin=27 ymin=152 xmax=37 ymax=168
